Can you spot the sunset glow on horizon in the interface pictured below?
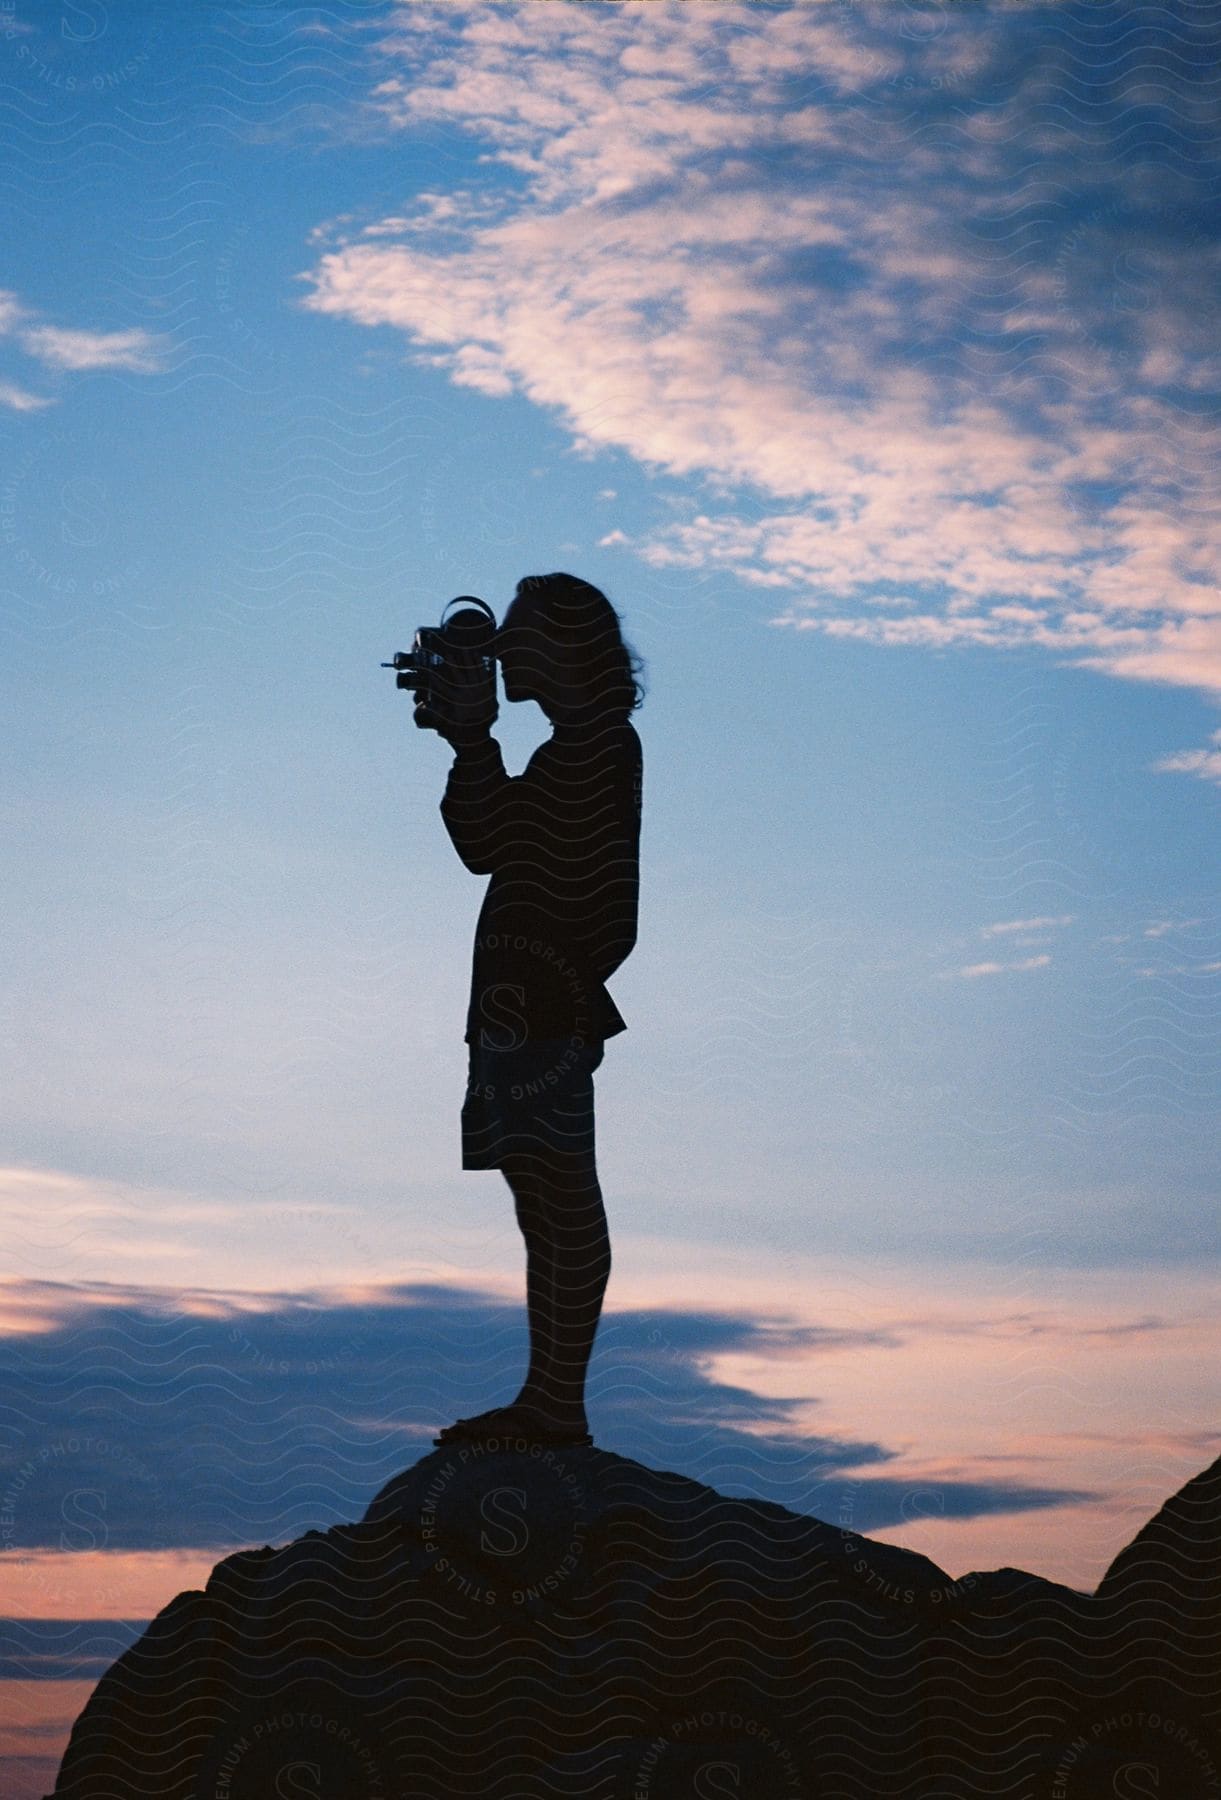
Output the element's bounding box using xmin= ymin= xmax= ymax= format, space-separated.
xmin=3 ymin=2 xmax=1219 ymax=1792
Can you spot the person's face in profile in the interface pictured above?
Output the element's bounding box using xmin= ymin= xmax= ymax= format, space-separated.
xmin=497 ymin=603 xmax=592 ymax=719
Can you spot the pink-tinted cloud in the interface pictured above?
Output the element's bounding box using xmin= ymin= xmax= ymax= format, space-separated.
xmin=297 ymin=2 xmax=1220 ymax=696
xmin=1151 ymin=728 xmax=1221 ymax=786
xmin=19 ymin=325 xmax=167 ymax=374
xmin=0 ymin=283 xmax=169 ymax=397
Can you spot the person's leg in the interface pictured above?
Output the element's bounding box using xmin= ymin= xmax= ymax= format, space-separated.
xmin=439 ymin=1040 xmax=609 ymax=1443
xmin=539 ymin=1149 xmax=611 ymax=1428
xmin=501 ymin=1154 xmax=559 ymax=1407
xmin=503 ymin=1146 xmax=610 ymax=1431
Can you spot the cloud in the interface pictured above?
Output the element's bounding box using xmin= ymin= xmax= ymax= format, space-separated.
xmin=298 ymin=1 xmax=1221 ymax=698
xmin=0 ymin=289 xmax=46 ymax=405
xmin=0 ymin=284 xmax=168 ymax=403
xmin=1142 ymin=917 xmax=1204 ymax=938
xmin=0 ymin=288 xmax=27 ymax=332
xmin=1151 ymin=728 xmax=1221 ymax=786
xmin=19 ymin=325 xmax=168 ymax=374
xmin=951 ymin=954 xmax=1053 ymax=979
xmin=0 ymin=1618 xmax=145 ymax=1682
xmin=981 ymin=916 xmax=1075 ymax=939
xmin=0 ymin=1276 xmax=1088 ymax=1558
xmin=889 ymin=1309 xmax=1172 ymax=1345
xmin=1132 ymin=960 xmax=1220 ymax=978
xmin=0 ymin=379 xmax=52 ymax=412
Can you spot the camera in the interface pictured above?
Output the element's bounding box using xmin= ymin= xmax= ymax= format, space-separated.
xmin=382 ymin=595 xmax=498 ymax=733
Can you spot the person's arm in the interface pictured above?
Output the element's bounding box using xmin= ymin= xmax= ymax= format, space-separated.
xmin=439 ymin=728 xmax=522 ymax=876
xmin=589 ymin=733 xmax=641 ymax=982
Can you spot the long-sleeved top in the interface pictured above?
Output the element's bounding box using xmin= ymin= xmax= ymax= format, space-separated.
xmin=441 ymin=716 xmax=642 ymax=1048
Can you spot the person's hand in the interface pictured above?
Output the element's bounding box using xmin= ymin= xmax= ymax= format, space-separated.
xmin=428 ymin=653 xmax=499 ymax=747
xmin=434 ymin=714 xmax=494 ymax=750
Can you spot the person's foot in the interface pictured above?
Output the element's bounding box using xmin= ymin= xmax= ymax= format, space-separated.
xmin=433 ymin=1403 xmax=527 ymax=1446
xmin=434 ymin=1398 xmax=592 ymax=1447
xmin=509 ymin=1384 xmax=591 ymax=1439
xmin=507 ymin=1398 xmax=592 ymax=1445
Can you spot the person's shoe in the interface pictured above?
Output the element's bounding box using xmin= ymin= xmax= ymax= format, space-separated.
xmin=434 ymin=1401 xmax=592 ymax=1448
xmin=433 ymin=1404 xmax=526 ymax=1446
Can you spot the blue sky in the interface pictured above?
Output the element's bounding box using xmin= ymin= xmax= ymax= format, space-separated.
xmin=1 ymin=2 xmax=1219 ymax=1782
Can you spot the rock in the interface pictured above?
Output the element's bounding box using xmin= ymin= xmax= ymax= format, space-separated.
xmin=1095 ymin=1447 xmax=1221 ymax=1638
xmin=1047 ymin=1449 xmax=1221 ymax=1799
xmin=45 ymin=1442 xmax=1220 ymax=1798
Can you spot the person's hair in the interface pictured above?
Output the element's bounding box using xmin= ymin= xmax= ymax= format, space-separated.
xmin=508 ymin=572 xmax=646 ymax=719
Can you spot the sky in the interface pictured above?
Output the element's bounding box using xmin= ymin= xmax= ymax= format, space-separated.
xmin=2 ymin=0 xmax=1219 ymax=1789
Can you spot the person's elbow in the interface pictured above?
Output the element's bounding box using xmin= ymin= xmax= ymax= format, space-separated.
xmin=449 ymin=838 xmax=496 ymax=876
xmin=439 ymin=813 xmax=496 ymax=875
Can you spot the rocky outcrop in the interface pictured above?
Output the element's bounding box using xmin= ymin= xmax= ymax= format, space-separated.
xmin=46 ymin=1441 xmax=1220 ymax=1798
xmin=1096 ymin=1448 xmax=1221 ymax=1633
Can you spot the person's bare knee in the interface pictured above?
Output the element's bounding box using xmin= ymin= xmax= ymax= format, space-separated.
xmin=501 ymin=1156 xmax=551 ymax=1239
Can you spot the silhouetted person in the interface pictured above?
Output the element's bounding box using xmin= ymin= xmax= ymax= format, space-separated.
xmin=432 ymin=573 xmax=643 ymax=1446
